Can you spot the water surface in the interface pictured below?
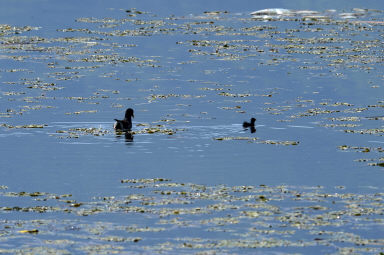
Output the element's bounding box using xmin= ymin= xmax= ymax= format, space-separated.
xmin=0 ymin=0 xmax=383 ymax=254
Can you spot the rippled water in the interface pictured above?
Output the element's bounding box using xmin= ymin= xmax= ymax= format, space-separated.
xmin=1 ymin=0 xmax=384 ymax=254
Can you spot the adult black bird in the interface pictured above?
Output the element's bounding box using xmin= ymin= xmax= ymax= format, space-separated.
xmin=243 ymin=117 xmax=256 ymax=128
xmin=114 ymin=108 xmax=134 ymax=131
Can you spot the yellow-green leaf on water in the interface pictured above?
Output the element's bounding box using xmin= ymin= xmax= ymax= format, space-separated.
xmin=18 ymin=229 xmax=39 ymax=234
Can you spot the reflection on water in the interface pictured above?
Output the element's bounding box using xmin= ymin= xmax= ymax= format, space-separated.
xmin=115 ymin=131 xmax=134 ymax=143
xmin=124 ymin=132 xmax=134 ymax=142
xmin=248 ymin=126 xmax=256 ymax=133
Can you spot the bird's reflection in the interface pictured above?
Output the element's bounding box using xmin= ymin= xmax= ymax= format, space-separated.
xmin=115 ymin=131 xmax=134 ymax=144
xmin=124 ymin=132 xmax=134 ymax=142
xmin=243 ymin=126 xmax=256 ymax=133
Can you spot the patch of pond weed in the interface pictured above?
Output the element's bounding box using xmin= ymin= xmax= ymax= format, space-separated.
xmin=0 ymin=178 xmax=383 ymax=254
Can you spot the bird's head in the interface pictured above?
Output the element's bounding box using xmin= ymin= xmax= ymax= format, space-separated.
xmin=125 ymin=108 xmax=134 ymax=118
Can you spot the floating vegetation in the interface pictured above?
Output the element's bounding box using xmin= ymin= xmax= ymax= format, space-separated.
xmin=132 ymin=126 xmax=183 ymax=135
xmin=52 ymin=124 xmax=183 ymax=139
xmin=65 ymin=110 xmax=97 ymax=115
xmin=214 ymin=136 xmax=299 ymax=145
xmin=339 ymin=144 xmax=384 ymax=167
xmin=147 ymin=94 xmax=204 ymax=103
xmin=120 ymin=178 xmax=171 ymax=184
xmin=1 ymin=8 xmax=384 ymax=128
xmin=219 ymin=105 xmax=242 ymax=110
xmin=55 ymin=127 xmax=109 ymax=138
xmin=0 ymin=178 xmax=383 ymax=254
xmin=0 ymin=24 xmax=39 ymax=37
xmin=329 ymin=116 xmax=360 ymax=122
xmin=18 ymin=229 xmax=39 ymax=234
xmin=322 ymin=123 xmax=360 ymax=128
xmin=0 ymin=123 xmax=47 ymax=129
xmin=344 ymin=128 xmax=384 ymax=136
xmin=369 ymin=162 xmax=384 ymax=167
xmin=214 ymin=136 xmax=258 ymax=141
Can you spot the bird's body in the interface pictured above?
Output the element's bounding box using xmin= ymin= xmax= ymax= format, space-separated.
xmin=114 ymin=108 xmax=134 ymax=131
xmin=114 ymin=119 xmax=132 ymax=131
xmin=243 ymin=118 xmax=256 ymax=128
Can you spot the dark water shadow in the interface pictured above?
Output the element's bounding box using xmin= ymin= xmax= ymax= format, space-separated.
xmin=115 ymin=131 xmax=134 ymax=145
xmin=124 ymin=132 xmax=134 ymax=143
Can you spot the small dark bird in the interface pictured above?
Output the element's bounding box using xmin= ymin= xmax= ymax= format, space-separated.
xmin=114 ymin=108 xmax=134 ymax=131
xmin=243 ymin=118 xmax=256 ymax=128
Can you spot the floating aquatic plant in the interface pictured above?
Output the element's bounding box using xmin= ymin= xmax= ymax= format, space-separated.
xmin=0 ymin=178 xmax=383 ymax=254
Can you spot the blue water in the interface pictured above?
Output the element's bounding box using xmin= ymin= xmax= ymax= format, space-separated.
xmin=1 ymin=0 xmax=384 ymax=253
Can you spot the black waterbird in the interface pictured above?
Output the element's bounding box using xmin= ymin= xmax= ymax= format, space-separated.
xmin=114 ymin=108 xmax=134 ymax=131
xmin=243 ymin=118 xmax=256 ymax=128
xmin=243 ymin=118 xmax=256 ymax=133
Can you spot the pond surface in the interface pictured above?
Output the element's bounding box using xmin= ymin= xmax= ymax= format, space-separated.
xmin=0 ymin=0 xmax=383 ymax=254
